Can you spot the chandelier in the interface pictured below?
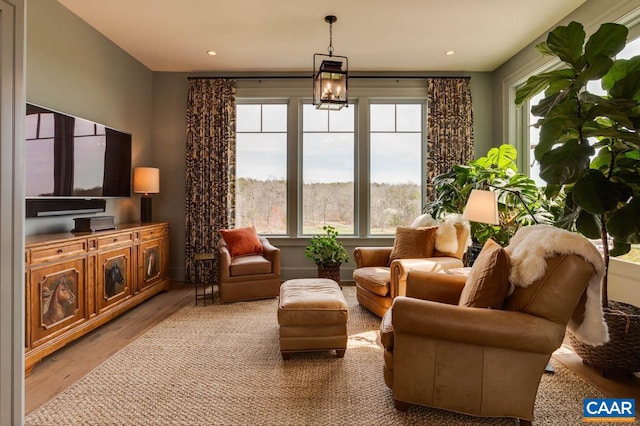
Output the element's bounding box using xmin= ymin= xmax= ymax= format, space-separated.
xmin=313 ymin=15 xmax=348 ymax=110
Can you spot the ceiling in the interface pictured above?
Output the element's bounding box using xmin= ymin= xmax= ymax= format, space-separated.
xmin=57 ymin=0 xmax=586 ymax=73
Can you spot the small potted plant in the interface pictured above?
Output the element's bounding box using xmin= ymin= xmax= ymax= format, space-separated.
xmin=305 ymin=225 xmax=350 ymax=285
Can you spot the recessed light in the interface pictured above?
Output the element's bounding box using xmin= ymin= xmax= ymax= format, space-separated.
xmin=207 ymin=50 xmax=217 ymax=56
xmin=446 ymin=50 xmax=455 ymax=56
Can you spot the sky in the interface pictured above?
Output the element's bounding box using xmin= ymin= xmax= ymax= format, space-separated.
xmin=236 ymin=103 xmax=422 ymax=184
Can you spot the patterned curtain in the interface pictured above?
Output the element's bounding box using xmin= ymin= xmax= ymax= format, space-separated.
xmin=426 ymin=78 xmax=474 ymax=200
xmin=185 ymin=78 xmax=236 ymax=284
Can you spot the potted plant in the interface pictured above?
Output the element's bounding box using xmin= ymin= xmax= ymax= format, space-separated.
xmin=516 ymin=21 xmax=640 ymax=374
xmin=305 ymin=225 xmax=350 ymax=285
xmin=425 ymin=144 xmax=556 ymax=247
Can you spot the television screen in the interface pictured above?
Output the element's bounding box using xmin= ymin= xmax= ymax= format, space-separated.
xmin=25 ymin=103 xmax=132 ymax=198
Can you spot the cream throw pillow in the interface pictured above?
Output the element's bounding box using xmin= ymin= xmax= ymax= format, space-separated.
xmin=410 ymin=213 xmax=469 ymax=257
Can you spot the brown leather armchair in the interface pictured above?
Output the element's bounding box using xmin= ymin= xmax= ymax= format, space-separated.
xmin=380 ymin=253 xmax=597 ymax=424
xmin=353 ymin=223 xmax=469 ymax=317
xmin=217 ymin=235 xmax=281 ymax=303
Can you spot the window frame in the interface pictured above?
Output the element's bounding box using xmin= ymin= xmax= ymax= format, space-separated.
xmin=299 ymin=99 xmax=358 ymax=236
xmin=235 ymin=98 xmax=289 ymax=236
xmin=367 ymin=99 xmax=426 ymax=235
xmin=510 ymin=27 xmax=640 ymax=268
xmin=235 ymin=79 xmax=429 ymax=240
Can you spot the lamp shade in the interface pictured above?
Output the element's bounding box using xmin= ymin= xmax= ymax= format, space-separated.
xmin=462 ymin=189 xmax=499 ymax=225
xmin=133 ymin=167 xmax=160 ymax=195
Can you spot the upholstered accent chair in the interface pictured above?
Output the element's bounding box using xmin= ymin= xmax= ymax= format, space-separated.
xmin=381 ymin=248 xmax=598 ymax=425
xmin=353 ymin=222 xmax=469 ymax=317
xmin=217 ymin=235 xmax=281 ymax=303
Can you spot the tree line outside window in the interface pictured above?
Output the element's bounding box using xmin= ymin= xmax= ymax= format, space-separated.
xmin=235 ymin=100 xmax=424 ymax=236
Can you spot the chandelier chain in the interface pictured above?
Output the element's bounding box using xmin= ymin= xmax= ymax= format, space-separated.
xmin=328 ymin=21 xmax=334 ymax=56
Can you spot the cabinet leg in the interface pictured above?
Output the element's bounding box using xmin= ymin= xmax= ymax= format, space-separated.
xmin=281 ymin=352 xmax=292 ymax=360
xmin=24 ymin=364 xmax=35 ymax=378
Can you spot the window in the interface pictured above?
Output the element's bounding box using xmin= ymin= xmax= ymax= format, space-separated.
xmin=526 ymin=36 xmax=640 ymax=184
xmin=235 ymin=103 xmax=287 ymax=234
xmin=301 ymin=104 xmax=355 ymax=235
xmin=369 ymin=103 xmax=423 ymax=234
xmin=526 ymin=91 xmax=545 ymax=186
xmin=235 ymin=80 xmax=428 ymax=238
xmin=520 ymin=35 xmax=640 ymax=264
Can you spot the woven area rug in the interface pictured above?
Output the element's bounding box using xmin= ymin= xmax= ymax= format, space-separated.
xmin=26 ymin=287 xmax=605 ymax=425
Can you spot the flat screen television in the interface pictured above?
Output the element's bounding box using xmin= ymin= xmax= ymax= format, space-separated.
xmin=25 ymin=103 xmax=132 ymax=200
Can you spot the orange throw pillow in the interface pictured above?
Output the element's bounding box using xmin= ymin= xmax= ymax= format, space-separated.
xmin=220 ymin=226 xmax=263 ymax=258
xmin=389 ymin=226 xmax=437 ymax=263
xmin=458 ymin=239 xmax=510 ymax=309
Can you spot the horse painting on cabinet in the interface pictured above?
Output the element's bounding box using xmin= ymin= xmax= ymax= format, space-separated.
xmin=104 ymin=257 xmax=126 ymax=298
xmin=144 ymin=246 xmax=160 ymax=282
xmin=41 ymin=271 xmax=78 ymax=328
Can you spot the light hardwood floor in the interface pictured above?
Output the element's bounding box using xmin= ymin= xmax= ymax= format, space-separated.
xmin=25 ymin=283 xmax=195 ymax=414
xmin=25 ymin=283 xmax=640 ymax=416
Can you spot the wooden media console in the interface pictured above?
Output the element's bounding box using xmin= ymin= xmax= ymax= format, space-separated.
xmin=24 ymin=222 xmax=170 ymax=375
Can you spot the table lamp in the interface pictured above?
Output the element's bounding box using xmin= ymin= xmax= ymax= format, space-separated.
xmin=462 ymin=189 xmax=499 ymax=225
xmin=463 ymin=187 xmax=538 ymax=226
xmin=133 ymin=167 xmax=159 ymax=223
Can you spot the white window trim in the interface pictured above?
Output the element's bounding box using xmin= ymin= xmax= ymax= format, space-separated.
xmin=367 ymin=99 xmax=426 ymax=235
xmin=236 ymin=79 xmax=429 ymax=239
xmin=299 ymin=99 xmax=358 ymax=236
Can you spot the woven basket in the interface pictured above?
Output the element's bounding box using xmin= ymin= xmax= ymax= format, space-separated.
xmin=317 ymin=263 xmax=341 ymax=286
xmin=568 ymin=300 xmax=640 ymax=375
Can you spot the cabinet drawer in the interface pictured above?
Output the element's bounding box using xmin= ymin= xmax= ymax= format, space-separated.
xmin=139 ymin=226 xmax=166 ymax=241
xmin=30 ymin=240 xmax=87 ymax=265
xmin=97 ymin=232 xmax=133 ymax=249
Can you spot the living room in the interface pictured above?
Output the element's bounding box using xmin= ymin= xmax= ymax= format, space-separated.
xmin=3 ymin=0 xmax=640 ymax=424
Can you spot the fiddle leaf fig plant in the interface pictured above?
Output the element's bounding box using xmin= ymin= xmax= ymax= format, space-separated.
xmin=305 ymin=225 xmax=349 ymax=266
xmin=515 ymin=21 xmax=640 ymax=307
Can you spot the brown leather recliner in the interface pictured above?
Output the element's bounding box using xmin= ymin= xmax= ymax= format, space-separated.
xmin=217 ymin=235 xmax=281 ymax=303
xmin=380 ymin=253 xmax=596 ymax=424
xmin=353 ymin=223 xmax=469 ymax=317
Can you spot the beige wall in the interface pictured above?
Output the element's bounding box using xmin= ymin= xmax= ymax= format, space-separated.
xmin=466 ymin=72 xmax=494 ymax=157
xmin=150 ymin=73 xmax=189 ymax=280
xmin=26 ymin=0 xmax=153 ymax=235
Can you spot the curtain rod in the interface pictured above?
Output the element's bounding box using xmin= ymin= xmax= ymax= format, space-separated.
xmin=187 ymin=75 xmax=471 ymax=80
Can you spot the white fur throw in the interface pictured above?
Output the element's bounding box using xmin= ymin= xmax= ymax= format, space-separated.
xmin=411 ymin=213 xmax=472 ymax=254
xmin=505 ymin=224 xmax=608 ymax=346
xmin=411 ymin=213 xmax=438 ymax=228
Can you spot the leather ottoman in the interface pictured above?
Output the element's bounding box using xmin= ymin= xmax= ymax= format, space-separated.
xmin=277 ymin=278 xmax=349 ymax=359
